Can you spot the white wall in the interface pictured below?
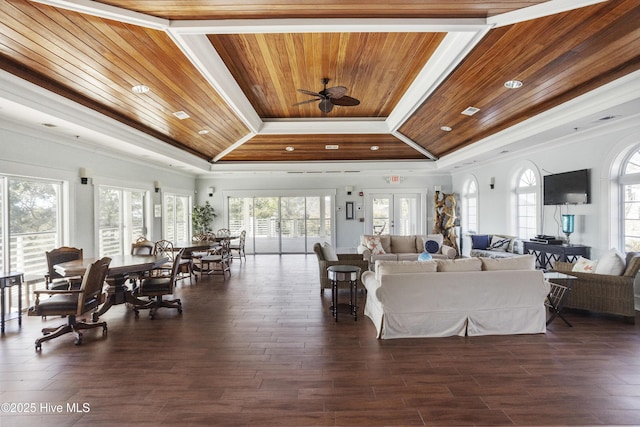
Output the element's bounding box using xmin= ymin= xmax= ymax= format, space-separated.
xmin=0 ymin=125 xmax=196 ymax=257
xmin=451 ymin=120 xmax=640 ymax=259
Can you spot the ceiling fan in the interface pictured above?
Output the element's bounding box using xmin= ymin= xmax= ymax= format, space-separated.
xmin=294 ymin=78 xmax=360 ymax=113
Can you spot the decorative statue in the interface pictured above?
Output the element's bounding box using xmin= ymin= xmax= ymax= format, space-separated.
xmin=433 ymin=192 xmax=459 ymax=255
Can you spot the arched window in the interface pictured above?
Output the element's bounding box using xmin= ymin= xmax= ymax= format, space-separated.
xmin=515 ymin=168 xmax=538 ymax=239
xmin=462 ymin=178 xmax=478 ymax=234
xmin=620 ymin=150 xmax=640 ymax=251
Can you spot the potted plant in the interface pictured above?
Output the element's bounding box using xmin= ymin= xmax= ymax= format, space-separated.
xmin=192 ymin=201 xmax=217 ymax=234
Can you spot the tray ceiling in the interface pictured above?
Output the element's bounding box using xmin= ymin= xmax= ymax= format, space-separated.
xmin=0 ymin=0 xmax=639 ymax=171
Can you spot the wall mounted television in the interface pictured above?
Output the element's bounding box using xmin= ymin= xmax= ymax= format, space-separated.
xmin=543 ymin=169 xmax=591 ymax=205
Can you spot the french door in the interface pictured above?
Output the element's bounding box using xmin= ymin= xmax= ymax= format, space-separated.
xmin=366 ymin=192 xmax=421 ymax=235
xmin=228 ymin=194 xmax=333 ymax=254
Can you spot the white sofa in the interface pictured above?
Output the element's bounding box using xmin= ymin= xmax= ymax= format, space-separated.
xmin=357 ymin=234 xmax=456 ymax=265
xmin=361 ymin=256 xmax=550 ymax=339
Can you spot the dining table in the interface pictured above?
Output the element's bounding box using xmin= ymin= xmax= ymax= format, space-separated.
xmin=54 ymin=254 xmax=169 ymax=321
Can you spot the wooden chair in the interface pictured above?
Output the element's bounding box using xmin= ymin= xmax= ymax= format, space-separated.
xmin=153 ymin=239 xmax=193 ymax=285
xmin=29 ymin=257 xmax=111 ymax=351
xmin=200 ymin=237 xmax=231 ymax=278
xmin=44 ymin=246 xmax=83 ymax=290
xmin=230 ymin=230 xmax=247 ymax=262
xmin=216 ymin=228 xmax=231 ymax=238
xmin=133 ymin=249 xmax=184 ymax=319
xmin=131 ymin=237 xmax=154 ymax=255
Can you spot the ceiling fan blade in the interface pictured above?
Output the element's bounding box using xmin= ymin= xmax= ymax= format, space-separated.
xmin=330 ymin=95 xmax=360 ymax=106
xmin=297 ymin=89 xmax=322 ymax=98
xmin=324 ymin=86 xmax=347 ymax=99
xmin=293 ymin=99 xmax=320 ymax=107
xmin=319 ymin=98 xmax=334 ymax=113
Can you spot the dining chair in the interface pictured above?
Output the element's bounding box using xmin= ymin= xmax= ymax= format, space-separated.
xmin=216 ymin=228 xmax=231 ymax=238
xmin=133 ymin=249 xmax=184 ymax=319
xmin=131 ymin=237 xmax=154 ymax=255
xmin=29 ymin=257 xmax=111 ymax=351
xmin=44 ymin=246 xmax=84 ymax=290
xmin=230 ymin=230 xmax=247 ymax=262
xmin=199 ymin=237 xmax=231 ymax=278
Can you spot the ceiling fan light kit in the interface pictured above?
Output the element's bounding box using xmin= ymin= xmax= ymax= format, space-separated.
xmin=295 ymin=78 xmax=361 ymax=114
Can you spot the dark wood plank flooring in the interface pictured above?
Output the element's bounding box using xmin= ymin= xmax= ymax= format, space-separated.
xmin=2 ymin=254 xmax=640 ymax=426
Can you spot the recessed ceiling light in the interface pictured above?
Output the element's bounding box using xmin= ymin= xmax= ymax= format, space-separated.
xmin=285 ymin=146 xmax=295 ymax=152
xmin=198 ymin=129 xmax=209 ymax=135
xmin=440 ymin=126 xmax=452 ymax=132
xmin=461 ymin=107 xmax=480 ymax=116
xmin=370 ymin=146 xmax=379 ymax=151
xmin=173 ymin=111 xmax=190 ymax=120
xmin=325 ymin=145 xmax=339 ymax=150
xmin=504 ymin=80 xmax=523 ymax=89
xmin=131 ymin=84 xmax=150 ymax=94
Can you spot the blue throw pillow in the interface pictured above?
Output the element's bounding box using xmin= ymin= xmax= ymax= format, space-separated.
xmin=471 ymin=234 xmax=490 ymax=249
xmin=424 ymin=239 xmax=440 ymax=254
xmin=418 ymin=252 xmax=433 ymax=262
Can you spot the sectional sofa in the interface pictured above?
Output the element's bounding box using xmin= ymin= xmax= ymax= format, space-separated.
xmin=361 ymin=255 xmax=549 ymax=339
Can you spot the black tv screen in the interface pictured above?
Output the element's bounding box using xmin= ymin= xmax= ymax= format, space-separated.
xmin=543 ymin=169 xmax=591 ymax=205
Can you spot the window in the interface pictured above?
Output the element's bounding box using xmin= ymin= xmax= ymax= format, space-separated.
xmin=163 ymin=193 xmax=191 ymax=243
xmin=462 ymin=178 xmax=478 ymax=234
xmin=515 ymin=168 xmax=538 ymax=239
xmin=621 ymin=150 xmax=640 ymax=251
xmin=98 ymin=186 xmax=147 ymax=256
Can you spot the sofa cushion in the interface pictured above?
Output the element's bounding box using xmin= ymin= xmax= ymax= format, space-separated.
xmin=489 ymin=235 xmax=511 ymax=252
xmin=481 ymin=254 xmax=535 ymax=271
xmin=362 ymin=235 xmax=386 ymax=255
xmin=320 ymin=242 xmax=338 ymax=261
xmin=594 ymin=249 xmax=625 ymax=276
xmin=572 ymin=256 xmax=597 ymax=273
xmin=436 ymin=258 xmax=482 ymax=272
xmin=397 ymin=253 xmax=420 ymax=261
xmin=391 ymin=235 xmax=417 ymax=254
xmin=375 ymin=260 xmax=437 ymax=281
xmin=624 ymin=254 xmax=640 ymax=277
xmin=471 ymin=234 xmax=490 ymax=249
xmin=416 ymin=234 xmax=444 ymax=253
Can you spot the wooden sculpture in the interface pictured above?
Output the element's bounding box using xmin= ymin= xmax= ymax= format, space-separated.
xmin=433 ymin=191 xmax=459 ymax=255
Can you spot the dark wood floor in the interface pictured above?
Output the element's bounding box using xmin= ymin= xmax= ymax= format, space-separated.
xmin=2 ymin=255 xmax=640 ymax=426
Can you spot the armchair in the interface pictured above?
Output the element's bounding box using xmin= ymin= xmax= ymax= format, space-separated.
xmin=133 ymin=249 xmax=184 ymax=319
xmin=29 ymin=257 xmax=111 ymax=350
xmin=44 ymin=246 xmax=83 ymax=290
xmin=313 ymin=242 xmax=369 ymax=295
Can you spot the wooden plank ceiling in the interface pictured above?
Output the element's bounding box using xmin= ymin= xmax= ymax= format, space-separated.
xmin=0 ymin=0 xmax=639 ymax=165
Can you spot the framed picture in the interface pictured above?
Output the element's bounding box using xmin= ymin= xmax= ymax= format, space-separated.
xmin=346 ymin=201 xmax=354 ymax=220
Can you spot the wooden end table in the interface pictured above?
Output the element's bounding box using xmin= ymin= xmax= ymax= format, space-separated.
xmin=327 ymin=265 xmax=361 ymax=322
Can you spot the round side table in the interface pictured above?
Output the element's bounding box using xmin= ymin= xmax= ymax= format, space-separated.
xmin=327 ymin=265 xmax=361 ymax=322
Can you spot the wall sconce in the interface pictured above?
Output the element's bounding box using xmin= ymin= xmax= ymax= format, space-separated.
xmin=434 ymin=185 xmax=442 ymax=194
xmin=345 ymin=186 xmax=353 ymax=195
xmin=490 ymin=177 xmax=495 ymax=189
xmin=208 ymin=187 xmax=215 ymax=197
xmin=154 ymin=180 xmax=161 ymax=193
xmin=79 ymin=167 xmax=90 ymax=185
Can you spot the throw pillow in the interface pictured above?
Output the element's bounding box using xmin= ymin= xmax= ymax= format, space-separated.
xmin=470 ymin=234 xmax=490 ymax=249
xmin=594 ymin=249 xmax=625 ymax=275
xmin=418 ymin=252 xmax=433 ymax=261
xmin=320 ymin=242 xmax=339 ymax=261
xmin=480 ymin=255 xmax=535 ymax=271
xmin=363 ymin=235 xmax=386 ymax=255
xmin=572 ymin=256 xmax=597 ymax=273
xmin=424 ymin=239 xmax=440 ymax=254
xmin=489 ymin=235 xmax=511 ymax=252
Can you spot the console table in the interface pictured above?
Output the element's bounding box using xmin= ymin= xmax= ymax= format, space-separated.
xmin=523 ymin=241 xmax=590 ymax=271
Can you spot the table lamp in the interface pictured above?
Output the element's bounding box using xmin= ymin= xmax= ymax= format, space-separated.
xmin=562 ymin=214 xmax=575 ymax=244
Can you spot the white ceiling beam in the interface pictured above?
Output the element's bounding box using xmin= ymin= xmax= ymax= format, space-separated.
xmin=488 ymin=0 xmax=608 ymax=28
xmin=169 ymin=18 xmax=489 ymax=35
xmin=30 ymin=0 xmax=169 ymax=30
xmin=259 ymin=119 xmax=389 ymax=135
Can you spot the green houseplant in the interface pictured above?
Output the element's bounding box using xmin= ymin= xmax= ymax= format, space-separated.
xmin=192 ymin=201 xmax=217 ymax=234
